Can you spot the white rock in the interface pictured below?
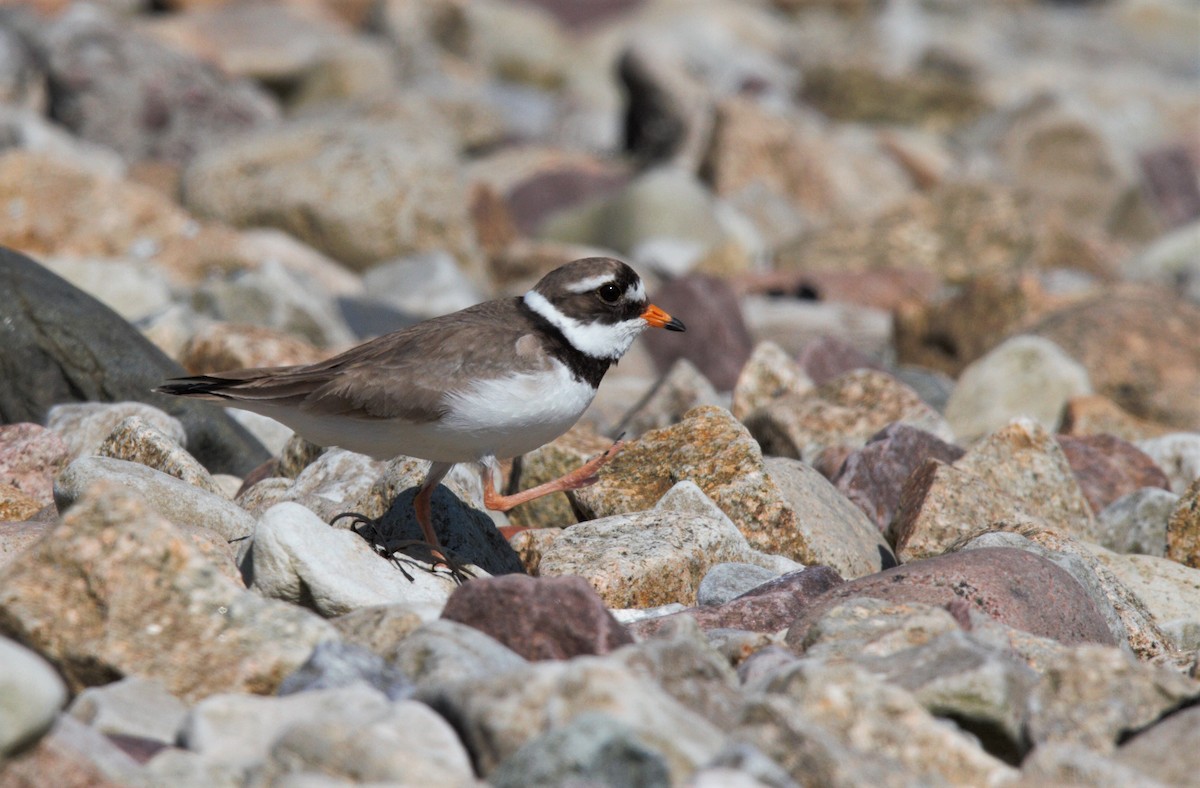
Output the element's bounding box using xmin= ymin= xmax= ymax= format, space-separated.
xmin=249 ymin=502 xmax=474 ymax=616
xmin=1136 ymin=433 xmax=1200 ymax=494
xmin=0 ymin=636 xmax=67 ymax=757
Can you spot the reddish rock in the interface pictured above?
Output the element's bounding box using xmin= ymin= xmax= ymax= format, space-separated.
xmin=506 ymin=165 xmax=629 ymax=237
xmin=1056 ymin=434 xmax=1171 ymax=515
xmin=0 ymin=423 xmax=70 ymax=506
xmin=835 ymin=424 xmax=965 ymax=531
xmin=796 ymin=335 xmax=883 ymax=386
xmin=640 ymin=275 xmax=755 ymax=391
xmin=628 ymin=566 xmax=844 ymax=638
xmin=440 ymin=574 xmax=633 ymax=661
xmin=785 ymin=548 xmax=1116 ymax=651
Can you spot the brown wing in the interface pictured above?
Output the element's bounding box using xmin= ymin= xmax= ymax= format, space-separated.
xmin=155 ymin=299 xmax=547 ymax=424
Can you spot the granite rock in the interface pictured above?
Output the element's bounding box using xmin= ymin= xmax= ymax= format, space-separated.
xmin=0 ymin=481 xmax=336 ymax=701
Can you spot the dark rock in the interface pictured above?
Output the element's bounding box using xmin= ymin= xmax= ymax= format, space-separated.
xmin=39 ymin=6 xmax=278 ymax=165
xmin=618 ymin=40 xmax=711 ymax=170
xmin=368 ymin=483 xmax=525 ymax=577
xmin=441 ymin=574 xmax=633 ymax=660
xmin=0 ymin=247 xmax=269 ymax=477
xmin=785 ymin=548 xmax=1116 ymax=650
xmin=277 ymin=641 xmax=413 ymax=701
xmin=1056 ymin=433 xmax=1172 ymax=515
xmin=639 ymin=275 xmax=754 ymax=391
xmin=834 ymin=423 xmax=965 ymax=531
xmin=796 ymin=335 xmax=882 ymax=386
xmin=629 ymin=566 xmax=845 ymax=638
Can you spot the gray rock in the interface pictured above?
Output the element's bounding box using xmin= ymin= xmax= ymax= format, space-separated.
xmin=2 ymin=715 xmax=145 ymax=786
xmin=192 ymin=259 xmax=356 ymax=349
xmin=248 ymin=502 xmax=470 ymax=617
xmin=1025 ymin=644 xmax=1200 ymax=752
xmin=362 ymin=250 xmax=486 ymax=320
xmin=47 ymin=401 xmax=186 ymax=464
xmin=0 ymin=246 xmax=270 ymax=477
xmin=744 ymin=659 xmax=1017 ymax=785
xmin=798 ymin=598 xmax=1038 ymax=762
xmin=40 ymin=255 xmax=174 ymax=323
xmin=67 ymin=676 xmax=187 ymax=745
xmin=54 ymin=456 xmax=256 ymax=543
xmin=1115 ymin=705 xmax=1200 ymax=786
xmin=276 ymin=640 xmax=413 ymax=701
xmin=389 ymin=619 xmax=528 ymax=690
xmin=0 ymin=635 xmax=67 ymax=757
xmin=96 ymin=415 xmax=225 ymax=497
xmin=1136 ymin=433 xmax=1200 ymax=494
xmin=39 ymin=4 xmax=278 ymax=164
xmin=1096 ymin=488 xmax=1179 ymax=556
xmin=697 ymin=563 xmax=780 ymax=607
xmin=1022 ymin=742 xmax=1166 ymax=788
xmin=1088 ymin=548 xmax=1200 ymax=652
xmin=329 ymin=603 xmax=430 ymax=657
xmin=258 ymin=698 xmax=476 ymax=786
xmin=766 ymin=457 xmax=894 ymax=579
xmin=419 ymin=655 xmax=727 ymax=782
xmin=611 ymin=616 xmax=742 ymax=729
xmin=178 ymin=684 xmax=391 ymax=770
xmin=1126 ymin=219 xmax=1200 ymax=302
xmin=490 ymin=712 xmax=673 ymax=788
xmin=182 ymin=111 xmax=477 ymax=272
xmin=703 ymin=743 xmax=799 ymax=788
xmin=0 ymin=481 xmax=337 ymax=702
xmin=944 ymin=335 xmax=1092 ymax=442
xmin=538 ymin=481 xmax=801 ymax=608
xmin=236 ymin=449 xmax=384 ymax=522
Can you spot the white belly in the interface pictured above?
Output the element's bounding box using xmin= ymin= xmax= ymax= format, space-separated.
xmin=231 ymin=362 xmax=597 ymax=464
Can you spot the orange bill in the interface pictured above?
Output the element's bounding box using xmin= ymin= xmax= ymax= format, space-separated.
xmin=641 ymin=304 xmax=686 ymax=332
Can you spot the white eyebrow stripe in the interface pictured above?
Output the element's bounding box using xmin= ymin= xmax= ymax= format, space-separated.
xmin=565 ymin=274 xmax=618 ymax=294
xmin=625 ymin=280 xmax=646 ymax=302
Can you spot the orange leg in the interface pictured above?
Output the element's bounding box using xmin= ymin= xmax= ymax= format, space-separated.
xmin=482 ymin=440 xmax=624 ymax=512
xmin=414 ymin=462 xmax=453 ymax=566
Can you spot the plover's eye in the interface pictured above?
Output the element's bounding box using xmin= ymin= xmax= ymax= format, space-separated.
xmin=597 ymin=283 xmax=621 ymax=304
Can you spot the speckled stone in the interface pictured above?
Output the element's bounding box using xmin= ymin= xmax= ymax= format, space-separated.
xmin=730 ymin=341 xmax=814 ymax=422
xmin=744 ymin=369 xmax=954 ymax=464
xmin=0 ymin=423 xmax=69 ymax=506
xmin=1166 ymin=477 xmax=1200 ymax=569
xmin=574 ymin=406 xmax=813 ymax=562
xmin=887 ymin=459 xmax=1040 ymax=562
xmin=955 ymin=418 xmax=1099 ymax=543
xmin=96 ymin=415 xmax=225 ymax=496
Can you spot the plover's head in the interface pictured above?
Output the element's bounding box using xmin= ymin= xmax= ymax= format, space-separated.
xmin=522 ymin=257 xmax=686 ymax=360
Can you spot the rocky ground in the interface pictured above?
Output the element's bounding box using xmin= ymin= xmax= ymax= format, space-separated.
xmin=1 ymin=0 xmax=1199 ymax=785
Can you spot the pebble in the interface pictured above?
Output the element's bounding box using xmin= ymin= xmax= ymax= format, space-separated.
xmin=0 ymin=636 xmax=67 ymax=758
xmin=696 ymin=562 xmax=780 ymax=607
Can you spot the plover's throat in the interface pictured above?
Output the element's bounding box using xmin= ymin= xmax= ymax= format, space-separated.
xmin=523 ymin=290 xmax=646 ymax=360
